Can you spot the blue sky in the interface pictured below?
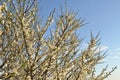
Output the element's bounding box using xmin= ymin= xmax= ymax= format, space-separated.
xmin=40 ymin=0 xmax=120 ymax=80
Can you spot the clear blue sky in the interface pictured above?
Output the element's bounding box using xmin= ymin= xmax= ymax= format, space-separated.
xmin=39 ymin=0 xmax=120 ymax=80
